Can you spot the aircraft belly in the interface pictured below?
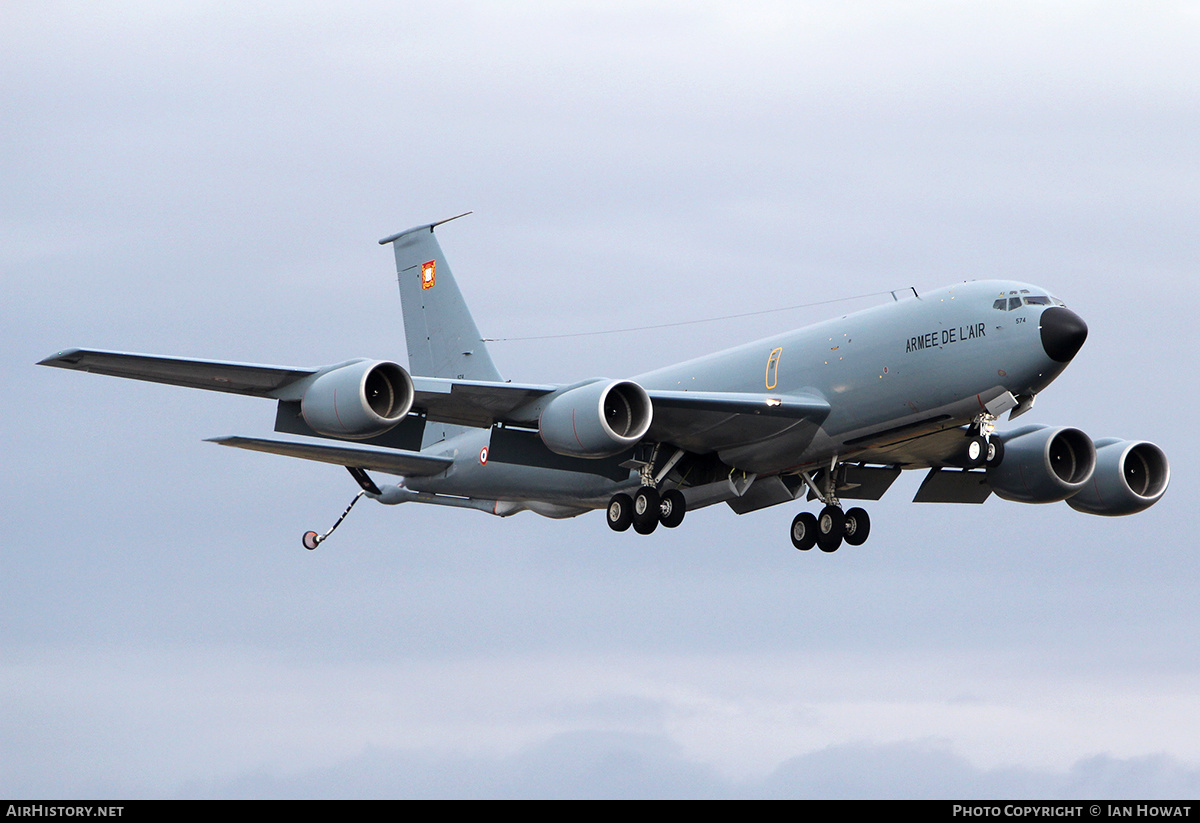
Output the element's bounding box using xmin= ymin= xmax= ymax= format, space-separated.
xmin=404 ymin=428 xmax=636 ymax=508
xmin=407 ymin=461 xmax=632 ymax=508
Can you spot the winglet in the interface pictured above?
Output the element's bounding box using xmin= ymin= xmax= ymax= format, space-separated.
xmin=378 ymin=212 xmax=472 ymax=245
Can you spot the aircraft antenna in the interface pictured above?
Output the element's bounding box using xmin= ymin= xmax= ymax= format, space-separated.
xmin=483 ymin=288 xmax=901 ymax=342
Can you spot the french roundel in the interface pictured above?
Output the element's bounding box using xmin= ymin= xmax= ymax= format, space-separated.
xmin=479 ymin=446 xmax=488 ymax=465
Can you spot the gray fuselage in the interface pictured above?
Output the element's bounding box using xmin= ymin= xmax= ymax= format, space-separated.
xmin=406 ymin=280 xmax=1071 ymax=509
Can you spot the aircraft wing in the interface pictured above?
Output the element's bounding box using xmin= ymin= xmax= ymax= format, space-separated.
xmin=37 ymin=349 xmax=828 ymax=437
xmin=37 ymin=349 xmax=317 ymax=397
xmin=646 ymin=390 xmax=830 ymax=419
xmin=411 ymin=376 xmax=556 ymax=428
xmin=641 ymin=389 xmax=831 ymax=450
xmin=207 ymin=436 xmax=453 ymax=476
xmin=37 ymin=348 xmax=555 ymax=424
xmin=407 ymin=384 xmax=830 ymax=430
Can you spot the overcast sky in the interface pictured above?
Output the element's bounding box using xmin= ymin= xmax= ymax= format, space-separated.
xmin=4 ymin=1 xmax=1199 ymax=798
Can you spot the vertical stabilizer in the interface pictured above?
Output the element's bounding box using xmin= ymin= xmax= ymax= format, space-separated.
xmin=379 ymin=214 xmax=503 ymax=382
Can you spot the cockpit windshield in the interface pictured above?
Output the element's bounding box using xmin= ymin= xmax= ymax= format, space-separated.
xmin=992 ymin=289 xmax=1066 ymax=311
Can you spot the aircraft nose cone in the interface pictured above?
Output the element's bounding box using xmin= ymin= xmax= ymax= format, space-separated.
xmin=1040 ymin=306 xmax=1088 ymax=363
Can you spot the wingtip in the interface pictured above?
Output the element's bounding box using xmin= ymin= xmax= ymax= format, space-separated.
xmin=37 ymin=348 xmax=83 ymax=367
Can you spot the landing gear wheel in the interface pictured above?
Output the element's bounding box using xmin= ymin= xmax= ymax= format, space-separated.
xmin=964 ymin=435 xmax=987 ymax=468
xmin=659 ymin=489 xmax=686 ymax=528
xmin=985 ymin=437 xmax=1004 ymax=468
xmin=842 ymin=507 xmax=871 ymax=546
xmin=816 ymin=504 xmax=844 ymax=553
xmin=790 ymin=512 xmax=817 ymax=551
xmin=302 ymin=531 xmax=320 ymax=551
xmin=632 ymin=487 xmax=660 ymax=535
xmin=607 ymin=493 xmax=633 ymax=532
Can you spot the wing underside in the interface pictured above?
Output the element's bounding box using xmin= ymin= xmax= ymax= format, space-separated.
xmin=38 ymin=349 xmax=317 ymax=397
xmin=207 ymin=436 xmax=453 ymax=476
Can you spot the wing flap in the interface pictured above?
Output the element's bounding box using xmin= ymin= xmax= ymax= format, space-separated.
xmin=38 ymin=349 xmax=316 ymax=397
xmin=207 ymin=436 xmax=453 ymax=476
xmin=804 ymin=464 xmax=903 ymax=501
xmin=412 ymin=376 xmax=556 ymax=427
xmin=913 ymin=468 xmax=993 ymax=503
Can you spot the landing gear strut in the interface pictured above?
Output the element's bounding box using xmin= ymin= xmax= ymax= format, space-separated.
xmin=606 ymin=446 xmax=688 ymax=535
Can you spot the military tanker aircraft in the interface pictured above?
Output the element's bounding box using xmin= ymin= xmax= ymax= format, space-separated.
xmin=39 ymin=214 xmax=1170 ymax=552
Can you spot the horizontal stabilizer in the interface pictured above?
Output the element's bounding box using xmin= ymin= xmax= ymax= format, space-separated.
xmin=38 ymin=349 xmax=316 ymax=397
xmin=207 ymin=436 xmax=453 ymax=476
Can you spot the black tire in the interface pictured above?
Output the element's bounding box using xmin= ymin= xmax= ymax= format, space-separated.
xmin=659 ymin=489 xmax=686 ymax=528
xmin=302 ymin=531 xmax=320 ymax=550
xmin=790 ymin=512 xmax=817 ymax=551
xmin=607 ymin=494 xmax=633 ymax=532
xmin=632 ymin=487 xmax=660 ymax=535
xmin=843 ymin=507 xmax=870 ymax=546
xmin=985 ymin=437 xmax=1004 ymax=468
xmin=816 ymin=505 xmax=844 ymax=553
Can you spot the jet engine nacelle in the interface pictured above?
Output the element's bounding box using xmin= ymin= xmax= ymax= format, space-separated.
xmin=539 ymin=379 xmax=653 ymax=458
xmin=987 ymin=425 xmax=1096 ymax=503
xmin=300 ymin=360 xmax=414 ymax=439
xmin=1066 ymin=438 xmax=1170 ymax=516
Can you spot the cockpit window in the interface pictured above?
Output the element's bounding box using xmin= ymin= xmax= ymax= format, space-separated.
xmin=993 ymin=290 xmax=1067 ymax=310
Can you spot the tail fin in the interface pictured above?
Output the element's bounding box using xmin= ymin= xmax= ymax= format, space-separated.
xmin=379 ymin=213 xmax=503 ymax=382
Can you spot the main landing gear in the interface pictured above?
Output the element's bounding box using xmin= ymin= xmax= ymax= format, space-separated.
xmin=606 ymin=487 xmax=687 ymax=535
xmin=607 ymin=444 xmax=687 ymax=535
xmin=789 ymin=457 xmax=872 ymax=553
xmin=789 ymin=505 xmax=870 ymax=552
